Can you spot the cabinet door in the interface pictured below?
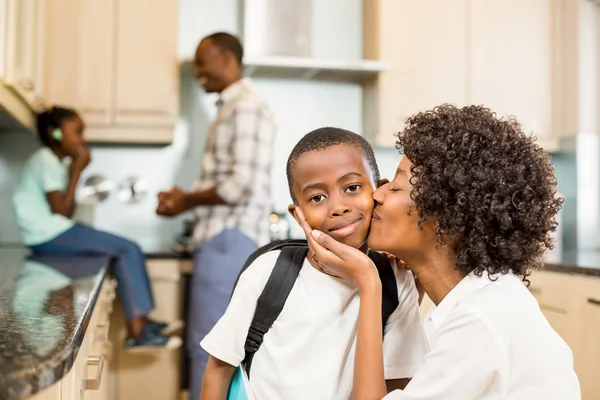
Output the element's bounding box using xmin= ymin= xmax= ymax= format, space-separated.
xmin=469 ymin=0 xmax=558 ymax=151
xmin=528 ymin=270 xmax=578 ymax=345
xmin=111 ymin=260 xmax=182 ymax=400
xmin=31 ymin=0 xmax=46 ymax=110
xmin=0 ymin=0 xmax=7 ymax=81
xmin=113 ymin=0 xmax=179 ymax=128
xmin=44 ymin=0 xmax=114 ymax=126
xmin=5 ymin=0 xmax=38 ymax=106
xmin=573 ymin=276 xmax=600 ymax=400
xmin=364 ymin=0 xmax=468 ymax=146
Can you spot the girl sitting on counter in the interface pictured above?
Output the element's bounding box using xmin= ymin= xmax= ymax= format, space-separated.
xmin=12 ymin=106 xmax=181 ymax=351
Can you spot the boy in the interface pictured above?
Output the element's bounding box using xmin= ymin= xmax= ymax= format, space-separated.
xmin=199 ymin=127 xmax=427 ymax=399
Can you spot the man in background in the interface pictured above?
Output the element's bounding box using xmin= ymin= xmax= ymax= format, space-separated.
xmin=156 ymin=32 xmax=276 ymax=399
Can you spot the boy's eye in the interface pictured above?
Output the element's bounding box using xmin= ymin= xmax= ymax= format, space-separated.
xmin=345 ymin=184 xmax=361 ymax=193
xmin=308 ymin=194 xmax=326 ymax=203
xmin=388 ymin=186 xmax=401 ymax=192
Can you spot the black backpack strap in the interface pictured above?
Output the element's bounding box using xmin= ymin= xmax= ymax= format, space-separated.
xmin=243 ymin=245 xmax=308 ymax=376
xmin=231 ymin=239 xmax=308 ymax=296
xmin=368 ymin=250 xmax=400 ymax=332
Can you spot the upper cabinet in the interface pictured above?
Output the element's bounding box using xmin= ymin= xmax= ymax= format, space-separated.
xmin=469 ymin=0 xmax=558 ymax=151
xmin=363 ymin=0 xmax=468 ymax=145
xmin=0 ymin=0 xmax=42 ymax=131
xmin=5 ymin=0 xmax=46 ymax=111
xmin=113 ymin=0 xmax=179 ymax=128
xmin=44 ymin=0 xmax=180 ymax=144
xmin=364 ymin=0 xmax=568 ymax=152
xmin=44 ymin=0 xmax=114 ymax=127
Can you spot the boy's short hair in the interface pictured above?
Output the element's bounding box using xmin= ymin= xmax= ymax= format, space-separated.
xmin=286 ymin=127 xmax=380 ymax=203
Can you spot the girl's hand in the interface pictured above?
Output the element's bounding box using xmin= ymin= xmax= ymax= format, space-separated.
xmin=72 ymin=145 xmax=91 ymax=171
xmin=295 ymin=207 xmax=380 ymax=291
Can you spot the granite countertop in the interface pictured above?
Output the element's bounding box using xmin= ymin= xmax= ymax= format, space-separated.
xmin=544 ymin=250 xmax=600 ymax=277
xmin=0 ymin=248 xmax=110 ymax=400
xmin=145 ymin=250 xmax=191 ymax=259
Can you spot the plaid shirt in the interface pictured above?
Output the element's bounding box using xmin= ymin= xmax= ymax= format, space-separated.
xmin=190 ymin=78 xmax=276 ymax=249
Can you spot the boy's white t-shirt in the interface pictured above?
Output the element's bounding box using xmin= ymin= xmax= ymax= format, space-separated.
xmin=201 ymin=250 xmax=428 ymax=400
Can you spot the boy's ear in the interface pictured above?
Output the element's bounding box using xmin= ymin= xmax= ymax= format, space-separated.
xmin=288 ymin=204 xmax=301 ymax=225
xmin=377 ymin=178 xmax=390 ymax=188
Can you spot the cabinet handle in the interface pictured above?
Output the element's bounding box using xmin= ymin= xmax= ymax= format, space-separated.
xmin=82 ymin=356 xmax=105 ymax=390
xmin=151 ymin=274 xmax=181 ymax=283
xmin=103 ymin=341 xmax=113 ymax=358
xmin=117 ymin=109 xmax=171 ymax=116
xmin=80 ymin=108 xmax=107 ymax=114
xmin=95 ymin=323 xmax=110 ymax=343
xmin=19 ymin=80 xmax=34 ymax=91
xmin=588 ymin=298 xmax=600 ymax=306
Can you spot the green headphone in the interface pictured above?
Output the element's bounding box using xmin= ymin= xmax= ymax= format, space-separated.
xmin=52 ymin=128 xmax=62 ymax=141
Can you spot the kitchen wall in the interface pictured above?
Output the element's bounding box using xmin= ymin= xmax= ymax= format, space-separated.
xmin=0 ymin=0 xmax=579 ymax=252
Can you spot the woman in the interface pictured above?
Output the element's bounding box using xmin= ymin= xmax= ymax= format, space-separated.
xmin=297 ymin=105 xmax=581 ymax=399
xmin=12 ymin=106 xmax=180 ymax=350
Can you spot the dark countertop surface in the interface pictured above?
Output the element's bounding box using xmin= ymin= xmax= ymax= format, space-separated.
xmin=544 ymin=250 xmax=600 ymax=277
xmin=0 ymin=248 xmax=110 ymax=400
xmin=145 ymin=250 xmax=191 ymax=260
xmin=145 ymin=247 xmax=600 ymax=277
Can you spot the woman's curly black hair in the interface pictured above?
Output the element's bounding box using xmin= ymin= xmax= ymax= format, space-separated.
xmin=396 ymin=104 xmax=563 ymax=281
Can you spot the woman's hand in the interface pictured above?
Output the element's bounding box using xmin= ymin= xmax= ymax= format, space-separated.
xmin=295 ymin=207 xmax=380 ymax=291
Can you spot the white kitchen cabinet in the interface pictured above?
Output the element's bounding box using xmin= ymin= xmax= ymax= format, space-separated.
xmin=363 ymin=0 xmax=565 ymax=152
xmin=527 ymin=270 xmax=600 ymax=399
xmin=0 ymin=0 xmax=39 ymax=131
xmin=571 ymin=275 xmax=600 ymax=400
xmin=44 ymin=0 xmax=114 ymax=126
xmin=363 ymin=0 xmax=468 ymax=147
xmin=0 ymin=0 xmax=7 ymax=81
xmin=527 ymin=270 xmax=578 ymax=346
xmin=111 ymin=259 xmax=183 ymax=400
xmin=44 ymin=0 xmax=179 ymax=143
xmin=469 ymin=0 xmax=559 ymax=152
xmin=5 ymin=0 xmax=45 ymax=111
xmin=114 ymin=0 xmax=179 ymax=128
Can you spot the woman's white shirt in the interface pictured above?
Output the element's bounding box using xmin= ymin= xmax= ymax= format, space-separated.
xmin=384 ymin=272 xmax=581 ymax=400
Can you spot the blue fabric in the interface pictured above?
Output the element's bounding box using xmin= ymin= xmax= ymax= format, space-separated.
xmin=188 ymin=229 xmax=257 ymax=400
xmin=30 ymin=223 xmax=154 ymax=321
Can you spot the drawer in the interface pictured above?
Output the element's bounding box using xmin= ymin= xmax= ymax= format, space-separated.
xmin=527 ymin=270 xmax=577 ymax=312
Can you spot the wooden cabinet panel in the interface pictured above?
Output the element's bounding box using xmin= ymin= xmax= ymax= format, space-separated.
xmin=571 ymin=275 xmax=600 ymax=400
xmin=0 ymin=0 xmax=8 ymax=81
xmin=364 ymin=0 xmax=468 ymax=146
xmin=43 ymin=0 xmax=178 ymax=142
xmin=111 ymin=260 xmax=182 ymax=400
xmin=114 ymin=0 xmax=179 ymax=127
xmin=469 ymin=0 xmax=558 ymax=151
xmin=44 ymin=0 xmax=114 ymax=125
xmin=364 ymin=0 xmax=562 ymax=152
xmin=5 ymin=0 xmax=44 ymax=110
xmin=528 ymin=270 xmax=578 ymax=344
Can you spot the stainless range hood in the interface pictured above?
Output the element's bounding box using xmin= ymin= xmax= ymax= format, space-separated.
xmin=234 ymin=0 xmax=389 ymax=83
xmin=240 ymin=0 xmax=312 ymax=58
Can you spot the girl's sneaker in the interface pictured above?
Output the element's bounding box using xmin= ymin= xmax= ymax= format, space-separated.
xmin=124 ymin=325 xmax=182 ymax=352
xmin=146 ymin=319 xmax=184 ymax=336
